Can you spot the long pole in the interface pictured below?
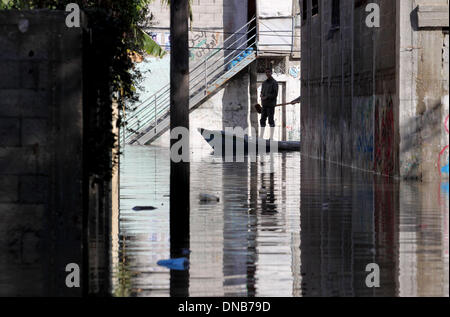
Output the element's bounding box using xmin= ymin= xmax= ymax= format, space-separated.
xmin=170 ymin=0 xmax=190 ymax=297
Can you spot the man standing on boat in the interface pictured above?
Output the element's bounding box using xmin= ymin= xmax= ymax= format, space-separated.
xmin=259 ymin=68 xmax=279 ymax=139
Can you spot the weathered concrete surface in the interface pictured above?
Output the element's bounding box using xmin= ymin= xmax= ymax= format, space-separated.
xmin=301 ymin=0 xmax=448 ymax=180
xmin=0 ymin=10 xmax=83 ymax=296
xmin=398 ymin=0 xmax=449 ymax=181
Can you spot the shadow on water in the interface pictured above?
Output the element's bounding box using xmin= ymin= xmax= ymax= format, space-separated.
xmin=111 ymin=145 xmax=449 ymax=297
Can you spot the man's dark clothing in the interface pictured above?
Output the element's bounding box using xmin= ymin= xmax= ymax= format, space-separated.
xmin=260 ymin=106 xmax=275 ymax=127
xmin=260 ymin=77 xmax=278 ymax=127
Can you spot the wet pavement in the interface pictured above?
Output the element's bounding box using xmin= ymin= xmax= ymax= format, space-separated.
xmin=112 ymin=145 xmax=449 ymax=297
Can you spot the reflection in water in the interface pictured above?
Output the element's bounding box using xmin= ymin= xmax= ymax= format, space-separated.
xmin=112 ymin=145 xmax=448 ymax=297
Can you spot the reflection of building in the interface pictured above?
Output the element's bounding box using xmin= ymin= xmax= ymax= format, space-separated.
xmin=132 ymin=0 xmax=301 ymax=151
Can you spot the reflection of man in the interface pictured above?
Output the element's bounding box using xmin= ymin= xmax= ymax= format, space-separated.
xmin=260 ymin=68 xmax=279 ymax=139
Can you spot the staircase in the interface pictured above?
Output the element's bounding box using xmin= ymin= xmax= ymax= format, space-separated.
xmin=122 ymin=17 xmax=257 ymax=145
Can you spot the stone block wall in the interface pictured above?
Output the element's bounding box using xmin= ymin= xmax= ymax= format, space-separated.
xmin=300 ymin=0 xmax=448 ymax=179
xmin=0 ymin=10 xmax=83 ymax=296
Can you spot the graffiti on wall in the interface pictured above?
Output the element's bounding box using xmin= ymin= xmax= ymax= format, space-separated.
xmin=438 ymin=115 xmax=449 ymax=176
xmin=189 ymin=31 xmax=221 ymax=61
xmin=374 ymin=95 xmax=395 ymax=176
xmin=352 ymin=97 xmax=374 ymax=172
xmin=439 ymin=115 xmax=449 ymax=197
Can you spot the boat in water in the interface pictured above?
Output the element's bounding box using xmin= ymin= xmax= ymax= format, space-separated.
xmin=198 ymin=128 xmax=300 ymax=155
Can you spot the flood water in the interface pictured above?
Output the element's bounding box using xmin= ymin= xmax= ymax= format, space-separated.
xmin=112 ymin=145 xmax=449 ymax=297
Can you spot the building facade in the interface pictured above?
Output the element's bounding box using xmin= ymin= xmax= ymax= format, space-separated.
xmin=300 ymin=0 xmax=449 ymax=180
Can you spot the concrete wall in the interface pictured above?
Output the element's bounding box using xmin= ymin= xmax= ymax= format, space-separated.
xmin=397 ymin=0 xmax=449 ymax=181
xmin=0 ymin=10 xmax=83 ymax=296
xmin=301 ymin=0 xmax=448 ymax=180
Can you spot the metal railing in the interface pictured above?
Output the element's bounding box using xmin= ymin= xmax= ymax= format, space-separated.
xmin=123 ymin=17 xmax=258 ymax=145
